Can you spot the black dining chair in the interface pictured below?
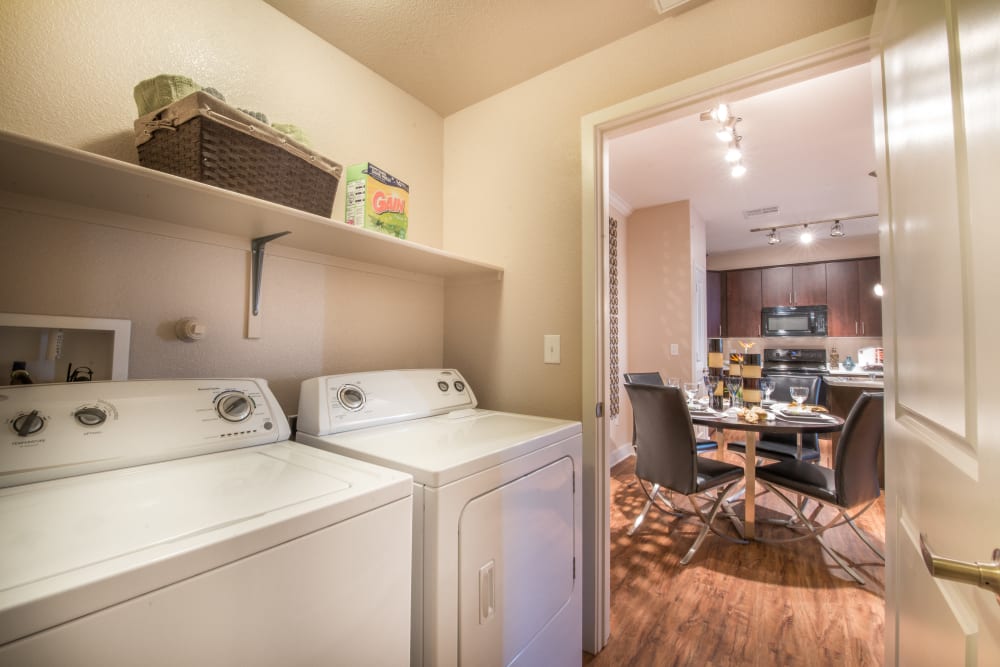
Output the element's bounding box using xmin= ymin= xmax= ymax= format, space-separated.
xmin=728 ymin=374 xmax=823 ymax=462
xmin=624 ymin=383 xmax=746 ymax=564
xmin=623 ymin=372 xmax=719 ymax=533
xmin=755 ymin=391 xmax=885 ymax=584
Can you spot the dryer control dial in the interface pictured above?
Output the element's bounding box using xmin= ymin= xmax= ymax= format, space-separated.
xmin=337 ymin=384 xmax=366 ymax=412
xmin=12 ymin=410 xmax=44 ymax=437
xmin=74 ymin=406 xmax=108 ymax=427
xmin=216 ymin=391 xmax=255 ymax=423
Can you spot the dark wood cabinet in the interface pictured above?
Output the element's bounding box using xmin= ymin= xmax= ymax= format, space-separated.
xmin=824 ymin=257 xmax=882 ymax=336
xmin=707 ymin=270 xmax=726 ymax=338
xmin=725 ymin=268 xmax=762 ymax=337
xmin=825 ymin=260 xmax=860 ymax=336
xmin=857 ymin=257 xmax=883 ymax=336
xmin=762 ymin=264 xmax=826 ymax=306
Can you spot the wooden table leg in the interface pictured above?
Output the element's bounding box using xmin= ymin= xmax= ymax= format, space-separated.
xmin=744 ymin=431 xmax=756 ymax=540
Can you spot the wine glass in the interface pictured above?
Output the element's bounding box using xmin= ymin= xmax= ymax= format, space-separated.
xmin=666 ymin=377 xmax=680 ymax=388
xmin=726 ymin=376 xmax=742 ymax=408
xmin=760 ymin=377 xmax=776 ymax=404
xmin=789 ymin=385 xmax=809 ymax=409
xmin=683 ymin=382 xmax=699 ymax=404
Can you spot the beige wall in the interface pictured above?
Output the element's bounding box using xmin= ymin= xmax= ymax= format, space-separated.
xmin=0 ymin=0 xmax=449 ymax=413
xmin=442 ymin=0 xmax=876 ymax=420
xmin=0 ymin=0 xmax=444 ymax=247
xmin=625 ymin=201 xmax=696 ymax=384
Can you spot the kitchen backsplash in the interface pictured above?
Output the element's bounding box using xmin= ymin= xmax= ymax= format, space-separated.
xmin=718 ymin=336 xmax=883 ymax=363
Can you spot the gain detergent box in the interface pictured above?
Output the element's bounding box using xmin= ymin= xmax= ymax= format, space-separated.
xmin=344 ymin=162 xmax=409 ymax=239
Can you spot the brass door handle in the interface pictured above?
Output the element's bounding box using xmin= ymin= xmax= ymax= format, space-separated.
xmin=920 ymin=534 xmax=1000 ymax=600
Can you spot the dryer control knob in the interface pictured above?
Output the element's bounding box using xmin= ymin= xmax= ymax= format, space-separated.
xmin=217 ymin=392 xmax=254 ymax=423
xmin=74 ymin=406 xmax=107 ymax=427
xmin=337 ymin=384 xmax=366 ymax=412
xmin=12 ymin=410 xmax=44 ymax=437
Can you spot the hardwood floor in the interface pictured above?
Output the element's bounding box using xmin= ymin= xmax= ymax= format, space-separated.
xmin=584 ymin=440 xmax=885 ymax=667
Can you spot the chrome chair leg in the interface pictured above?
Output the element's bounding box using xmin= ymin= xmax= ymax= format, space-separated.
xmin=628 ymin=483 xmax=659 ymax=536
xmin=842 ymin=511 xmax=885 ymax=561
xmin=682 ymin=481 xmax=745 ymax=564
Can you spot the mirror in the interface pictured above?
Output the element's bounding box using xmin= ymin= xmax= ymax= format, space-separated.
xmin=0 ymin=313 xmax=131 ymax=386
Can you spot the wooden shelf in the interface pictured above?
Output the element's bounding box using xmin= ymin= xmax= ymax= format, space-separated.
xmin=0 ymin=130 xmax=502 ymax=281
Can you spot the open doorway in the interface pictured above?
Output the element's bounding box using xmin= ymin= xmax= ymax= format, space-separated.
xmin=579 ymin=21 xmax=880 ymax=656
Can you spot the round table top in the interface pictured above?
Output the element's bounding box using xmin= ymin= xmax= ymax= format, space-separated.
xmin=690 ymin=406 xmax=845 ymax=434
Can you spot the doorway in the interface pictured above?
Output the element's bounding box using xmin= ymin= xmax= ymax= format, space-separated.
xmin=579 ymin=21 xmax=875 ymax=653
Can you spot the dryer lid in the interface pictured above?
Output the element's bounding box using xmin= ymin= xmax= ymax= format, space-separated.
xmin=301 ymin=410 xmax=582 ymax=487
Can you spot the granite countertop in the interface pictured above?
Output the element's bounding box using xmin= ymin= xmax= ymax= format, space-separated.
xmin=823 ymin=374 xmax=884 ymax=389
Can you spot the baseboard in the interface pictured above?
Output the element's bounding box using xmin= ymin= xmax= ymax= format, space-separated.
xmin=608 ymin=442 xmax=634 ymax=469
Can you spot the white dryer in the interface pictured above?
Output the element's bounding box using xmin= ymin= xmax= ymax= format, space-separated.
xmin=0 ymin=378 xmax=413 ymax=666
xmin=296 ymin=369 xmax=582 ymax=667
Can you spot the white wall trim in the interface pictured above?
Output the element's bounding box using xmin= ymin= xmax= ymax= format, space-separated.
xmin=608 ymin=190 xmax=634 ymax=218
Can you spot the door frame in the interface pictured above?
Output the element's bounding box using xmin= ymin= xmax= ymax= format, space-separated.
xmin=579 ymin=18 xmax=875 ymax=652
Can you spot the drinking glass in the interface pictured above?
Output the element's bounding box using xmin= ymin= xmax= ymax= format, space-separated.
xmin=726 ymin=376 xmax=743 ymax=408
xmin=683 ymin=382 xmax=699 ymax=404
xmin=760 ymin=377 xmax=776 ymax=403
xmin=666 ymin=377 xmax=680 ymax=388
xmin=789 ymin=385 xmax=809 ymax=408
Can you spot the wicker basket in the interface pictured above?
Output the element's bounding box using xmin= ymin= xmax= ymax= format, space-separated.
xmin=134 ymin=92 xmax=341 ymax=217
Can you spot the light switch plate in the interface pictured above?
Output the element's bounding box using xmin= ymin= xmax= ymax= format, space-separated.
xmin=670 ymin=343 xmax=679 ymax=356
xmin=544 ymin=334 xmax=561 ymax=364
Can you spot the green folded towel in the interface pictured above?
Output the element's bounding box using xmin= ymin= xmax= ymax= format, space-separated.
xmin=133 ymin=74 xmax=201 ymax=116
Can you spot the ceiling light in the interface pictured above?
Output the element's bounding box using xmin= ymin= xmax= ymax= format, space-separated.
xmin=716 ymin=126 xmax=735 ymax=142
xmin=873 ymin=283 xmax=884 ymax=297
xmin=749 ymin=213 xmax=879 ymax=245
xmin=725 ymin=143 xmax=742 ymax=163
xmin=800 ymin=226 xmax=813 ymax=244
xmin=731 ymin=162 xmax=747 ymax=178
xmin=767 ymin=229 xmax=781 ymax=245
xmin=711 ymin=103 xmax=729 ymax=123
xmin=830 ymin=219 xmax=845 ymax=237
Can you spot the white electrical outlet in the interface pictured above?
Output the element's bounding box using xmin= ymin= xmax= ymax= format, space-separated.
xmin=544 ymin=335 xmax=561 ymax=364
xmin=670 ymin=343 xmax=679 ymax=356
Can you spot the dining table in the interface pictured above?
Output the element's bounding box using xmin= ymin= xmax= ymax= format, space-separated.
xmin=689 ymin=405 xmax=845 ymax=540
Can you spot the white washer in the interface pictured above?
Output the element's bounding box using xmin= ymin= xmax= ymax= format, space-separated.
xmin=0 ymin=378 xmax=413 ymax=666
xmin=296 ymin=369 xmax=582 ymax=667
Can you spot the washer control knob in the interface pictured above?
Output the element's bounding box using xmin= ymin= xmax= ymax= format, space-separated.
xmin=217 ymin=392 xmax=254 ymax=423
xmin=453 ymin=380 xmax=466 ymax=392
xmin=74 ymin=406 xmax=107 ymax=427
xmin=337 ymin=384 xmax=365 ymax=412
xmin=13 ymin=410 xmax=44 ymax=437
xmin=437 ymin=381 xmax=449 ymax=392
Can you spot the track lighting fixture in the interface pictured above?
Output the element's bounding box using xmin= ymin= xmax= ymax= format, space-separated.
xmin=701 ymin=103 xmax=746 ymax=178
xmin=749 ymin=213 xmax=878 ymax=246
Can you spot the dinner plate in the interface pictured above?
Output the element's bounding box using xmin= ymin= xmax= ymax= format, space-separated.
xmin=773 ymin=409 xmax=836 ymax=422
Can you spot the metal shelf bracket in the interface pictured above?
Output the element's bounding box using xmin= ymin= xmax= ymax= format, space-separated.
xmin=246 ymin=231 xmax=291 ymax=339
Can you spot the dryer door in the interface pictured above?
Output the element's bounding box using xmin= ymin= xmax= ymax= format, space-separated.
xmin=458 ymin=456 xmax=575 ymax=666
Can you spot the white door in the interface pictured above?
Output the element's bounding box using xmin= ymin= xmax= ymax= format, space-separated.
xmin=874 ymin=0 xmax=1000 ymax=664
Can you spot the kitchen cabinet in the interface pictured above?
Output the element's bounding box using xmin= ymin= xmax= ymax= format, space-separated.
xmin=725 ymin=268 xmax=762 ymax=337
xmin=824 ymin=258 xmax=882 ymax=337
xmin=761 ymin=263 xmax=827 ymax=306
xmin=0 ymin=130 xmax=503 ymax=282
xmin=857 ymin=258 xmax=883 ymax=336
xmin=707 ymin=270 xmax=726 ymax=338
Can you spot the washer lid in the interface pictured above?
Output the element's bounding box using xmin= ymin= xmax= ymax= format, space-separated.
xmin=301 ymin=410 xmax=582 ymax=487
xmin=0 ymin=442 xmax=412 ymax=646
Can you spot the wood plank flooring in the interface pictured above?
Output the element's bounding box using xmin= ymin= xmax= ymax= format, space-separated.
xmin=584 ymin=439 xmax=885 ymax=666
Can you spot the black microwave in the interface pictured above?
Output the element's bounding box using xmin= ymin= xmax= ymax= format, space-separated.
xmin=761 ymin=305 xmax=828 ymax=337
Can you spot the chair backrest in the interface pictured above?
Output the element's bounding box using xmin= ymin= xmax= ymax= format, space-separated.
xmin=623 ymin=372 xmax=664 ymax=386
xmin=624 ymin=383 xmax=699 ymax=495
xmin=834 ymin=392 xmax=885 ymax=507
xmin=766 ymin=374 xmax=822 ymax=404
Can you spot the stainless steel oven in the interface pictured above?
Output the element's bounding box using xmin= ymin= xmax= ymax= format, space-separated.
xmin=761 ymin=305 xmax=828 ymax=337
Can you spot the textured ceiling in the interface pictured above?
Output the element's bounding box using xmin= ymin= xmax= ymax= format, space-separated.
xmin=264 ymin=0 xmax=684 ymax=116
xmin=610 ymin=63 xmax=878 ymax=254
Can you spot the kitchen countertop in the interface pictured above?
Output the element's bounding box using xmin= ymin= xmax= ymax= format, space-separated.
xmin=823 ymin=374 xmax=884 ymax=389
